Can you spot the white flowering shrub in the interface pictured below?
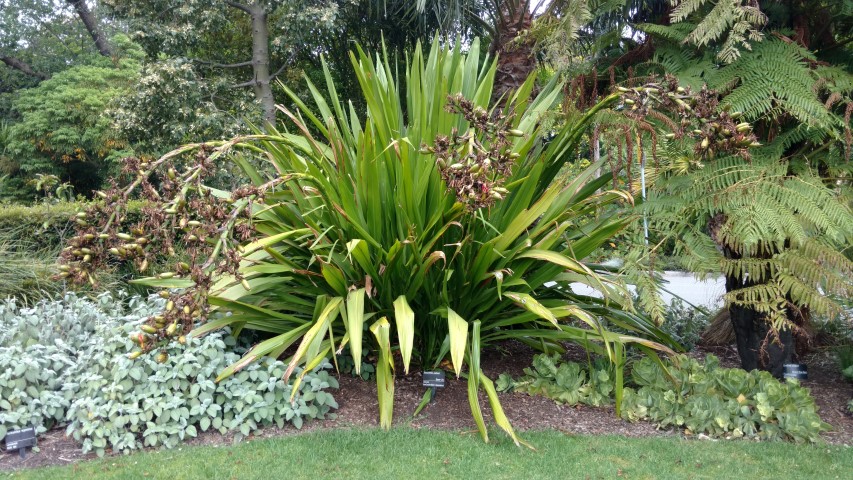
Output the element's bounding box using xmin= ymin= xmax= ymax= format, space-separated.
xmin=0 ymin=293 xmax=337 ymax=456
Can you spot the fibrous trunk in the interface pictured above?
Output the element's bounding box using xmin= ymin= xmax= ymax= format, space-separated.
xmin=725 ymin=274 xmax=794 ymax=377
xmin=490 ymin=0 xmax=536 ymax=103
xmin=711 ymin=213 xmax=795 ymax=377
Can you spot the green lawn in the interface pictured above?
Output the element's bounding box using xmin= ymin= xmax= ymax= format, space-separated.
xmin=6 ymin=428 xmax=850 ymax=480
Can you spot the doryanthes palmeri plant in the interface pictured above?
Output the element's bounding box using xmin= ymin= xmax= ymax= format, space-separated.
xmin=59 ymin=39 xmax=681 ymax=445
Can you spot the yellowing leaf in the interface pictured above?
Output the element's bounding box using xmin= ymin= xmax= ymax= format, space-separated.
xmin=447 ymin=307 xmax=468 ymax=377
xmin=345 ymin=288 xmax=366 ymax=375
xmin=504 ymin=292 xmax=558 ymax=327
xmin=393 ymin=295 xmax=415 ymax=374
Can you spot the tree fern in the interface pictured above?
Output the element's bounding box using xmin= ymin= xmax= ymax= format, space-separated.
xmin=644 ymin=148 xmax=853 ymax=331
xmin=668 ymin=0 xmax=766 ymax=63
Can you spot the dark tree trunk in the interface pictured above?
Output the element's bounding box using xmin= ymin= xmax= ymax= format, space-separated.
xmin=67 ymin=0 xmax=113 ymax=57
xmin=725 ymin=273 xmax=794 ymax=377
xmin=710 ymin=213 xmax=795 ymax=377
xmin=1 ymin=56 xmax=48 ymax=79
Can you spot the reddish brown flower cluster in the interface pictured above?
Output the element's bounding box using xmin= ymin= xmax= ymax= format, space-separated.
xmin=616 ymin=76 xmax=758 ymax=161
xmin=425 ymin=94 xmax=522 ymax=210
xmin=58 ymin=145 xmax=266 ymax=360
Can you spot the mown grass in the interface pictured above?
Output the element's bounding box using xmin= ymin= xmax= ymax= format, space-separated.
xmin=6 ymin=428 xmax=850 ymax=480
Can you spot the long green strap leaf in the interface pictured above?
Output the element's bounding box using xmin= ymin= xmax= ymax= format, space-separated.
xmin=468 ymin=320 xmax=488 ymax=442
xmin=370 ymin=316 xmax=395 ymax=430
xmin=284 ymin=297 xmax=342 ymax=381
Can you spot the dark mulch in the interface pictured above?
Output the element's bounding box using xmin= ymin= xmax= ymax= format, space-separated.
xmin=2 ymin=341 xmax=851 ymax=472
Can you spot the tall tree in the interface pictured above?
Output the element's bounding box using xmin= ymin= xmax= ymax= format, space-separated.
xmin=104 ymin=0 xmax=339 ymax=127
xmin=66 ymin=0 xmax=113 ymax=57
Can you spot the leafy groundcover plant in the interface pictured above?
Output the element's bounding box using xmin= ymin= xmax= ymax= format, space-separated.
xmin=60 ymin=39 xmax=678 ymax=445
xmin=499 ymin=353 xmax=829 ymax=443
xmin=621 ymin=355 xmax=829 ymax=442
xmin=0 ymin=293 xmax=337 ymax=457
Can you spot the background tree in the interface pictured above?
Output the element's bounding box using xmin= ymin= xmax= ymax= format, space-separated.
xmin=0 ymin=0 xmax=125 ymax=199
xmin=103 ymin=0 xmax=340 ymax=127
xmin=5 ymin=36 xmax=142 ymax=197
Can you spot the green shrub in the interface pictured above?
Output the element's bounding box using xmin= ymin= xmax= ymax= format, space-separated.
xmin=0 ymin=292 xmax=337 ymax=456
xmin=0 ymin=201 xmax=146 ymax=253
xmin=621 ymin=355 xmax=830 ymax=443
xmin=0 ymin=200 xmax=183 ymax=301
xmin=657 ymin=298 xmax=711 ymax=351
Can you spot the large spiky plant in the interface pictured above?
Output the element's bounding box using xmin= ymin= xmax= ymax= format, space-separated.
xmin=193 ymin=39 xmax=675 ymax=442
xmin=61 ymin=39 xmax=677 ymax=444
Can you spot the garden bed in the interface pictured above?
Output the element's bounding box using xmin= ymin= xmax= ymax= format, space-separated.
xmin=2 ymin=341 xmax=850 ymax=472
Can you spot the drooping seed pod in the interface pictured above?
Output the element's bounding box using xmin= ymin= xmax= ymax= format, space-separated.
xmin=140 ymin=325 xmax=158 ymax=334
xmin=155 ymin=351 xmax=168 ymax=364
xmin=128 ymin=351 xmax=143 ymax=360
